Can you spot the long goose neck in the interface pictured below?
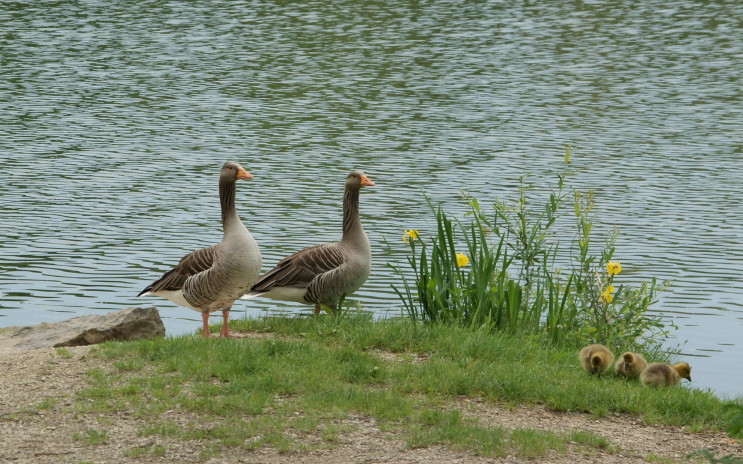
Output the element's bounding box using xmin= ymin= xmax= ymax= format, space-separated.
xmin=341 ymin=185 xmax=363 ymax=242
xmin=219 ymin=178 xmax=240 ymax=232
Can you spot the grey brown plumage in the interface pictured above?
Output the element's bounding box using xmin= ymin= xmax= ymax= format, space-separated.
xmin=242 ymin=171 xmax=374 ymax=314
xmin=614 ymin=351 xmax=648 ymax=379
xmin=140 ymin=246 xmax=215 ymax=297
xmin=138 ymin=162 xmax=262 ymax=337
xmin=640 ymin=362 xmax=692 ymax=387
xmin=579 ymin=344 xmax=614 ymax=375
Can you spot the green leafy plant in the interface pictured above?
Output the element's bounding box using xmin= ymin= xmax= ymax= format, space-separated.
xmin=391 ymin=147 xmax=671 ymax=349
xmin=564 ymin=187 xmax=671 ymax=349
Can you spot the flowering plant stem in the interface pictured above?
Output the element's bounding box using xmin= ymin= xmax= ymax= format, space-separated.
xmin=391 ymin=147 xmax=671 ymax=350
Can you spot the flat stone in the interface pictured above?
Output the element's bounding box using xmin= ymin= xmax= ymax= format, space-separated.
xmin=0 ymin=307 xmax=165 ymax=351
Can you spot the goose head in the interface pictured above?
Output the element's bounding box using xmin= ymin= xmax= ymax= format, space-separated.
xmin=622 ymin=352 xmax=635 ymax=371
xmin=590 ymin=353 xmax=607 ymax=374
xmin=221 ymin=161 xmax=253 ymax=182
xmin=347 ymin=171 xmax=375 ymax=189
xmin=674 ymin=362 xmax=692 ymax=382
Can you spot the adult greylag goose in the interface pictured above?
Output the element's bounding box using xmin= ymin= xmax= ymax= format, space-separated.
xmin=138 ymin=161 xmax=262 ymax=337
xmin=241 ymin=171 xmax=374 ymax=314
xmin=578 ymin=344 xmax=614 ymax=375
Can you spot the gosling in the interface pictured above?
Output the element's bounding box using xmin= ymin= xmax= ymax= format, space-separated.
xmin=579 ymin=344 xmax=614 ymax=375
xmin=640 ymin=362 xmax=692 ymax=387
xmin=614 ymin=352 xmax=648 ymax=379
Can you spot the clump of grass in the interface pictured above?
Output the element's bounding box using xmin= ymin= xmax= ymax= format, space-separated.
xmin=406 ymin=409 xmax=507 ymax=456
xmin=687 ymin=448 xmax=743 ymax=464
xmin=320 ymin=423 xmax=351 ymax=443
xmin=407 ymin=408 xmax=580 ymax=459
xmin=138 ymin=421 xmax=180 ymax=437
xmin=72 ymin=429 xmax=108 ymax=445
xmin=645 ymin=454 xmax=677 ymax=463
xmin=391 ymin=147 xmax=671 ymax=352
xmin=567 ymin=429 xmax=613 ymax=451
xmin=35 ymin=397 xmax=58 ymax=410
xmin=55 ymin=347 xmax=74 ymax=359
xmin=122 ymin=445 xmax=166 ymax=458
xmin=509 ymin=428 xmax=568 ymax=457
xmin=726 ymin=403 xmax=743 ymax=438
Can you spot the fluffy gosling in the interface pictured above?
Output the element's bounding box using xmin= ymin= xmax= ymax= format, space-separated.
xmin=614 ymin=351 xmax=648 ymax=379
xmin=640 ymin=362 xmax=692 ymax=387
xmin=579 ymin=344 xmax=614 ymax=375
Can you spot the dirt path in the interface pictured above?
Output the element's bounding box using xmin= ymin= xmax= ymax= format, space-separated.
xmin=0 ymin=346 xmax=740 ymax=464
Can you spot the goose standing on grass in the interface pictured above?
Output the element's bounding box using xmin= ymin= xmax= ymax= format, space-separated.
xmin=579 ymin=344 xmax=614 ymax=375
xmin=614 ymin=351 xmax=648 ymax=379
xmin=640 ymin=362 xmax=692 ymax=387
xmin=242 ymin=171 xmax=375 ymax=314
xmin=138 ymin=162 xmax=262 ymax=337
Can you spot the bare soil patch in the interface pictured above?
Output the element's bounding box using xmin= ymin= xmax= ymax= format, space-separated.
xmin=0 ymin=346 xmax=740 ymax=464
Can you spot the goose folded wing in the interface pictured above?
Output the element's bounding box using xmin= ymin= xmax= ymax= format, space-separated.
xmin=251 ymin=244 xmax=346 ymax=292
xmin=139 ymin=246 xmax=218 ymax=295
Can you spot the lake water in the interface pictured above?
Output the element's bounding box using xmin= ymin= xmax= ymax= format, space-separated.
xmin=1 ymin=0 xmax=741 ymax=398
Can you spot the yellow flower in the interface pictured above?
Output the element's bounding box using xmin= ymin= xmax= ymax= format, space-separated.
xmin=456 ymin=253 xmax=469 ymax=268
xmin=600 ymin=291 xmax=614 ymax=304
xmin=606 ymin=261 xmax=622 ymax=276
xmin=402 ymin=229 xmax=419 ymax=243
xmin=605 ymin=285 xmax=615 ymax=294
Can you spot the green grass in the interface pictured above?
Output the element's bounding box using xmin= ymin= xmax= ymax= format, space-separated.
xmin=35 ymin=397 xmax=59 ymax=410
xmin=72 ymin=429 xmax=109 ymax=445
xmin=78 ymin=314 xmax=736 ymax=458
xmin=568 ymin=429 xmax=613 ymax=450
xmin=645 ymin=454 xmax=677 ymax=463
xmin=122 ymin=444 xmax=166 ymax=458
xmin=688 ymin=448 xmax=743 ymax=464
xmin=55 ymin=347 xmax=74 ymax=359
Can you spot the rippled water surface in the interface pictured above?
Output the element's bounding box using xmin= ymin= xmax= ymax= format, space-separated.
xmin=1 ymin=0 xmax=741 ymax=397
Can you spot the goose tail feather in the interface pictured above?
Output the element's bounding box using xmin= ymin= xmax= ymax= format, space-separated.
xmin=138 ymin=289 xmax=153 ymax=297
xmin=240 ymin=291 xmax=262 ymax=300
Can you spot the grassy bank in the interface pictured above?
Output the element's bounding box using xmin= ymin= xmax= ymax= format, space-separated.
xmin=74 ymin=313 xmax=736 ymax=459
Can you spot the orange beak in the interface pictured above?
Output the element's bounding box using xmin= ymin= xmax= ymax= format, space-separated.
xmin=360 ymin=174 xmax=375 ymax=187
xmin=237 ymin=168 xmax=253 ymax=180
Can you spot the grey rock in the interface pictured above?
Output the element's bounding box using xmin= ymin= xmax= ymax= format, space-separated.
xmin=0 ymin=307 xmax=165 ymax=351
